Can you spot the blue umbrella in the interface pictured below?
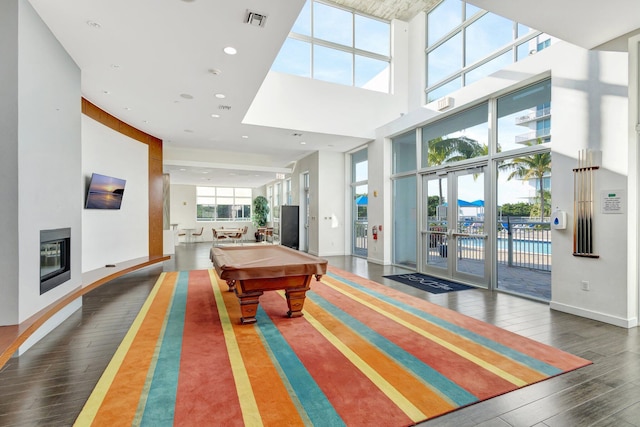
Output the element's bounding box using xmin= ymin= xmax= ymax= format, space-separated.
xmin=355 ymin=195 xmax=368 ymax=205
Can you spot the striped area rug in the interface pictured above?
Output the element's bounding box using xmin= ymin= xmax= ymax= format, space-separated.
xmin=75 ymin=268 xmax=590 ymax=426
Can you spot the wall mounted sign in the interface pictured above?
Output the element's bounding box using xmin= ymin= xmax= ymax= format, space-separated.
xmin=601 ymin=190 xmax=625 ymax=214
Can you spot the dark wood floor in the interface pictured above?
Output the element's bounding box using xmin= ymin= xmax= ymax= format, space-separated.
xmin=1 ymin=242 xmax=639 ymax=426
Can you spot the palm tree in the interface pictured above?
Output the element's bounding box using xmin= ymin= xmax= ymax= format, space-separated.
xmin=499 ymin=140 xmax=551 ymax=221
xmin=427 ymin=135 xmax=486 ymax=208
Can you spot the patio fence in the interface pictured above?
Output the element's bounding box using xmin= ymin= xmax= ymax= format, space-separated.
xmin=429 ymin=219 xmax=551 ymax=272
xmin=354 ymin=220 xmax=368 ymax=257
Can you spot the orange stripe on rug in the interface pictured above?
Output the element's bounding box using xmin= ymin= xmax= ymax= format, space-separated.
xmin=318 ymin=276 xmax=525 ymax=395
xmin=212 ymin=272 xmax=309 ymax=427
xmin=328 ymin=267 xmax=586 ymax=371
xmin=320 ymin=275 xmax=548 ymax=387
xmin=258 ymin=290 xmax=416 ymax=426
xmin=287 ymin=292 xmax=459 ymax=417
xmin=74 ymin=272 xmax=178 ymax=426
xmin=173 ymin=270 xmax=243 ymax=426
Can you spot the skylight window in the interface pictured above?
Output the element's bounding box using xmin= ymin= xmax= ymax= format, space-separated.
xmin=271 ymin=0 xmax=391 ymax=93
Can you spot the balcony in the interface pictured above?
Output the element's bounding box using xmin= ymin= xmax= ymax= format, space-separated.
xmin=515 ymin=128 xmax=551 ymax=145
xmin=515 ymin=106 xmax=551 ymax=125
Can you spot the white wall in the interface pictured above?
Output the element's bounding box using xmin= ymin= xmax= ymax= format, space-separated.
xmin=0 ymin=0 xmax=21 ymax=325
xmin=257 ymin=150 xmax=348 ymax=257
xmin=2 ymin=0 xmax=82 ymax=324
xmin=82 ymin=116 xmax=148 ymax=271
xmin=548 ymin=47 xmax=630 ymax=326
xmin=291 ymin=152 xmax=320 ymax=254
xmin=629 ymin=35 xmax=640 ymax=328
xmin=317 ymin=151 xmax=346 ymax=256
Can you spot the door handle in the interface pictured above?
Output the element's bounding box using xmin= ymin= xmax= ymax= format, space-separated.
xmin=451 ymin=231 xmax=488 ymax=239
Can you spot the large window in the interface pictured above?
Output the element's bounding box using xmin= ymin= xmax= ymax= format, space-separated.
xmin=421 ymin=103 xmax=489 ymax=167
xmin=272 ymin=0 xmax=391 ymax=93
xmin=393 ymin=175 xmax=417 ymax=268
xmin=497 ymin=79 xmax=551 ymax=152
xmin=392 ymin=130 xmax=417 ymax=174
xmin=196 ymin=187 xmax=252 ymax=221
xmin=426 ymin=0 xmax=557 ymax=102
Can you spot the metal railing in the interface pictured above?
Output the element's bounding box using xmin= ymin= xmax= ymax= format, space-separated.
xmin=426 ymin=219 xmax=551 ymax=272
xmin=497 ymin=220 xmax=551 ymax=271
xmin=354 ymin=220 xmax=368 ymax=257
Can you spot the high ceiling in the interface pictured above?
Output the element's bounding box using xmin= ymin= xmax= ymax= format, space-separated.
xmin=27 ymin=0 xmax=640 ymax=186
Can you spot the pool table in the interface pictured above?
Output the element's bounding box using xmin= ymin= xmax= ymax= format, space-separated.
xmin=210 ymin=245 xmax=328 ymax=324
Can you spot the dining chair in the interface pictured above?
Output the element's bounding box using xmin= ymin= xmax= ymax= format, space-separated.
xmin=191 ymin=227 xmax=204 ymax=242
xmin=212 ymin=228 xmax=229 ymax=246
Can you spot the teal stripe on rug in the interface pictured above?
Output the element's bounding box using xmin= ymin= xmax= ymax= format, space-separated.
xmin=327 ymin=271 xmax=563 ymax=376
xmin=307 ymin=290 xmax=477 ymax=407
xmin=139 ymin=271 xmax=189 ymax=426
xmin=255 ymin=308 xmax=346 ymax=427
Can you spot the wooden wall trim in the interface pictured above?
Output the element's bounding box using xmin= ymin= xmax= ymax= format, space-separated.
xmin=81 ymin=98 xmax=164 ymax=256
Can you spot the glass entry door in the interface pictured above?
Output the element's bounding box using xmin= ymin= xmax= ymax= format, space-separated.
xmin=422 ymin=167 xmax=489 ymax=287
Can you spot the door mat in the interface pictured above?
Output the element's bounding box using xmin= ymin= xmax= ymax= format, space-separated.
xmin=384 ymin=273 xmax=474 ymax=294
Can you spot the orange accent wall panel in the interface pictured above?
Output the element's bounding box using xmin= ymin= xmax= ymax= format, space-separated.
xmin=81 ymin=98 xmax=164 ymax=256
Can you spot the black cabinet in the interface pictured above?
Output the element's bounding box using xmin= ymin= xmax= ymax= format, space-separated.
xmin=280 ymin=205 xmax=299 ymax=250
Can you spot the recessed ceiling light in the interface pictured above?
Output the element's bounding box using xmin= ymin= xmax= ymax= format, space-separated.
xmin=223 ymin=46 xmax=237 ymax=55
xmin=124 ymin=107 xmax=131 ymax=111
xmin=242 ymin=135 xmax=249 ymax=139
xmin=103 ymin=90 xmax=110 ymax=94
xmin=300 ymin=141 xmax=306 ymax=145
xmin=211 ymin=114 xmax=220 ymax=118
xmin=86 ymin=20 xmax=101 ymax=29
xmin=208 ymin=68 xmax=222 ymax=76
xmin=179 ymin=168 xmax=187 ymax=171
xmin=184 ymin=129 xmax=194 ymax=133
xmin=110 ymin=64 xmax=120 ymax=69
xmin=215 ymin=93 xmax=226 ymax=99
xmin=180 ymin=93 xmax=194 ymax=99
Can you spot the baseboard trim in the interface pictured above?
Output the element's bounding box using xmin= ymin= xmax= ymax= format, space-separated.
xmin=550 ymin=301 xmax=638 ymax=328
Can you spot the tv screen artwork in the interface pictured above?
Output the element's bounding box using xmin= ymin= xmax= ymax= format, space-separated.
xmin=85 ymin=173 xmax=126 ymax=209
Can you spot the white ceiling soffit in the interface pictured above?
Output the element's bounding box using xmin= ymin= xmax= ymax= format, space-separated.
xmin=467 ymin=0 xmax=640 ymax=51
xmin=27 ymin=0 xmax=381 ymax=188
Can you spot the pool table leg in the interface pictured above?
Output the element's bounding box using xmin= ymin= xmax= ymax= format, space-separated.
xmin=286 ymin=286 xmax=310 ymax=318
xmin=237 ymin=290 xmax=263 ymax=324
xmin=225 ymin=279 xmax=236 ymax=292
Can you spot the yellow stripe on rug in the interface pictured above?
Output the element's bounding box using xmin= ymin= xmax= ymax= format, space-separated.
xmin=298 ymin=301 xmax=426 ymax=422
xmin=74 ymin=272 xmax=176 ymax=426
xmin=321 ymin=275 xmax=529 ymax=387
xmin=208 ymin=270 xmax=263 ymax=427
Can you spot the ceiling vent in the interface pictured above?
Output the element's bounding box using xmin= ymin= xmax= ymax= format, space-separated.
xmin=246 ymin=10 xmax=267 ymax=27
xmin=218 ymin=105 xmax=232 ymax=110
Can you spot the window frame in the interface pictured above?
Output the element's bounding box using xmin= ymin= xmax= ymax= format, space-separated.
xmin=273 ymin=0 xmax=392 ymax=93
xmin=195 ymin=186 xmax=253 ymax=222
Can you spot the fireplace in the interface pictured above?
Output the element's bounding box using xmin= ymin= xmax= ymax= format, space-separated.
xmin=40 ymin=228 xmax=71 ymax=294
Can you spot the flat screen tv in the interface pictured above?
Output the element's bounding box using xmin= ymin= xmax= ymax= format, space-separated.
xmin=85 ymin=173 xmax=126 ymax=209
